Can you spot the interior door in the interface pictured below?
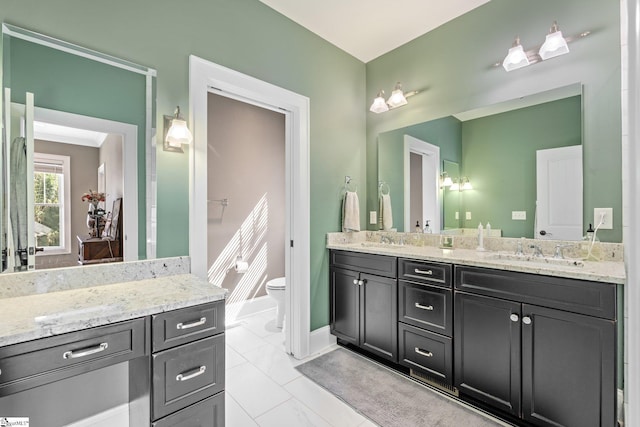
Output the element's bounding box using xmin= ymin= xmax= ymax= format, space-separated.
xmin=536 ymin=145 xmax=582 ymax=240
xmin=404 ymin=135 xmax=440 ymax=233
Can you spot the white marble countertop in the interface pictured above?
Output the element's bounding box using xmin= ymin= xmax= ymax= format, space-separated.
xmin=327 ymin=242 xmax=625 ymax=285
xmin=0 ymin=273 xmax=227 ymax=347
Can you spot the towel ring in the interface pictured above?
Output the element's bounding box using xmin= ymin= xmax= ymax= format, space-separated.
xmin=379 ymin=182 xmax=390 ymax=196
xmin=344 ymin=176 xmax=358 ymax=193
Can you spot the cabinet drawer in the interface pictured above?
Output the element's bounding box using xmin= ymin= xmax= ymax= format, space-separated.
xmin=152 ymin=334 xmax=225 ymax=420
xmin=152 ymin=301 xmax=224 ymax=352
xmin=399 ymin=281 xmax=452 ymax=336
xmin=0 ymin=318 xmax=146 ymax=396
xmin=398 ymin=323 xmax=452 ymax=385
xmin=152 ymin=392 xmax=225 ymax=427
xmin=330 ymin=250 xmax=396 ymax=278
xmin=455 ymin=266 xmax=616 ymax=319
xmin=399 ymin=259 xmax=452 ymax=288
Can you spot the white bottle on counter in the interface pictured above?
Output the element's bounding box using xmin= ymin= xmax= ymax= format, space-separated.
xmin=477 ymin=222 xmax=485 ymax=251
xmin=486 ymin=222 xmax=491 ymax=236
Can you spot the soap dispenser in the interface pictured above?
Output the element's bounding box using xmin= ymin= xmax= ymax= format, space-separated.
xmin=424 ymin=220 xmax=431 ymax=234
xmin=477 ymin=222 xmax=485 ymax=251
xmin=415 ymin=220 xmax=421 ymax=233
xmin=581 ymin=223 xmax=601 ymax=260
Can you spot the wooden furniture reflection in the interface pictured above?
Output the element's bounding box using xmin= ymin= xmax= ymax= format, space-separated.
xmin=78 ymin=198 xmax=123 ymax=265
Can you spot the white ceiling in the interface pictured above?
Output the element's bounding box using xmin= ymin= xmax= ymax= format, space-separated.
xmin=34 ymin=121 xmax=108 ymax=148
xmin=258 ymin=0 xmax=490 ymax=63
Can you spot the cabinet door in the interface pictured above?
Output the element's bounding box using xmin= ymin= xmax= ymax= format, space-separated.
xmin=454 ymin=292 xmax=521 ymax=417
xmin=521 ymin=305 xmax=616 ymax=427
xmin=360 ymin=273 xmax=397 ymax=362
xmin=330 ymin=267 xmax=360 ymax=345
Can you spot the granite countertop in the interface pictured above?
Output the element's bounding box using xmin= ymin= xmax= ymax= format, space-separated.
xmin=327 ymin=241 xmax=626 ymax=285
xmin=0 ymin=273 xmax=227 ymax=347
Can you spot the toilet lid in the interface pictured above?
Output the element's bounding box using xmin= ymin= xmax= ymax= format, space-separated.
xmin=266 ymin=277 xmax=286 ymax=290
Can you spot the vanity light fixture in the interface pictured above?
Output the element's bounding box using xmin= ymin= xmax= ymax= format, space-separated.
xmin=449 ymin=178 xmax=460 ymax=191
xmin=539 ymin=21 xmax=569 ymax=60
xmin=502 ymin=36 xmax=530 ymax=72
xmin=163 ymin=106 xmax=193 ymax=153
xmin=440 ymin=172 xmax=454 ymax=188
xmin=461 ymin=177 xmax=473 ymax=191
xmin=369 ymin=82 xmax=418 ymax=113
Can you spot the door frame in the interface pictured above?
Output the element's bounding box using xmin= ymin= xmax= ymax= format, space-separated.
xmin=189 ymin=55 xmax=311 ymax=358
xmin=403 ymin=135 xmax=441 ymax=232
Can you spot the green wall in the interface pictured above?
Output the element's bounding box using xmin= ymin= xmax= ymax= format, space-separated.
xmin=378 ymin=116 xmax=462 ymax=231
xmin=461 ymin=96 xmax=582 ymax=237
xmin=5 ymin=37 xmax=148 ymax=258
xmin=366 ymin=0 xmax=622 ymax=242
xmin=0 ymin=0 xmax=366 ymax=331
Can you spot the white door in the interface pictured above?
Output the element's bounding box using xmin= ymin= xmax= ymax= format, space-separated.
xmin=404 ymin=135 xmax=440 ymax=233
xmin=536 ymin=145 xmax=583 ymax=240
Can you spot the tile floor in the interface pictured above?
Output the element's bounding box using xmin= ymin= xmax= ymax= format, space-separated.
xmin=225 ymin=307 xmax=378 ymax=427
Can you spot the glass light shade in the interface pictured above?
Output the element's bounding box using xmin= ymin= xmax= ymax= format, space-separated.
xmin=502 ymin=44 xmax=530 ymax=72
xmin=461 ymin=178 xmax=473 ymax=191
xmin=441 ymin=176 xmax=453 ymax=187
xmin=449 ymin=179 xmax=460 ymax=191
xmin=166 ymin=118 xmax=193 ymax=146
xmin=370 ymin=95 xmax=389 ymax=113
xmin=387 ymin=88 xmax=408 ymax=108
xmin=539 ymin=31 xmax=569 ymax=60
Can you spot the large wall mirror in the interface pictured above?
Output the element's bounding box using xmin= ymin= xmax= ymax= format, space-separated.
xmin=377 ymin=83 xmax=602 ymax=241
xmin=1 ymin=24 xmax=157 ymax=273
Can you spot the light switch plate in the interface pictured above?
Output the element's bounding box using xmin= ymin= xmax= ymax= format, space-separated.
xmin=369 ymin=211 xmax=377 ymax=225
xmin=594 ymin=208 xmax=613 ymax=229
xmin=512 ymin=211 xmax=526 ymax=220
xmin=465 ymin=212 xmax=472 ymax=220
xmin=455 ymin=211 xmax=459 ymax=220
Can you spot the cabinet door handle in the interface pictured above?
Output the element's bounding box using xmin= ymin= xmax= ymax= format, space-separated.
xmin=176 ymin=365 xmax=206 ymax=382
xmin=176 ymin=317 xmax=207 ymax=330
xmin=415 ymin=302 xmax=434 ymax=311
xmin=414 ymin=268 xmax=433 ymax=275
xmin=510 ymin=314 xmax=519 ymax=322
xmin=63 ymin=342 xmax=108 ymax=359
xmin=522 ymin=316 xmax=532 ymax=325
xmin=415 ymin=347 xmax=433 ymax=357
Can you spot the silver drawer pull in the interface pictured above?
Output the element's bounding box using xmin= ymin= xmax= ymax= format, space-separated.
xmin=415 ymin=302 xmax=434 ymax=311
xmin=415 ymin=347 xmax=433 ymax=357
xmin=176 ymin=365 xmax=206 ymax=382
xmin=63 ymin=342 xmax=108 ymax=359
xmin=414 ymin=268 xmax=433 ymax=275
xmin=177 ymin=317 xmax=207 ymax=330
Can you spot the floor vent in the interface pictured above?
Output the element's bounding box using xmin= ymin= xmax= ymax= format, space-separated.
xmin=410 ymin=369 xmax=459 ymax=397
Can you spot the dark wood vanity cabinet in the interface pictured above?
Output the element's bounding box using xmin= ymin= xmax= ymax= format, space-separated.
xmin=397 ymin=259 xmax=454 ymax=386
xmin=330 ymin=250 xmax=398 ymax=362
xmin=454 ymin=266 xmax=616 ymax=427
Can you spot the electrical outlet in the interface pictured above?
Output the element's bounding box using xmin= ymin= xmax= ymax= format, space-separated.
xmin=369 ymin=211 xmax=377 ymax=225
xmin=594 ymin=208 xmax=613 ymax=229
xmin=455 ymin=211 xmax=459 ymax=220
xmin=465 ymin=212 xmax=472 ymax=220
xmin=512 ymin=211 xmax=526 ymax=220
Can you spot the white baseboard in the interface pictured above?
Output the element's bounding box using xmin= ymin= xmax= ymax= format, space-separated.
xmin=226 ymin=295 xmax=276 ymax=326
xmin=309 ymin=325 xmax=336 ymax=356
xmin=67 ymin=403 xmax=129 ymax=427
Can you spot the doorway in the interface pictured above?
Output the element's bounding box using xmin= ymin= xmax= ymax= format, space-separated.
xmin=404 ymin=135 xmax=441 ymax=233
xmin=189 ymin=56 xmax=311 ymax=359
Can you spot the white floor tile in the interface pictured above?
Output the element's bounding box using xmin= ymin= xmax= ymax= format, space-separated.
xmin=284 ymin=376 xmax=368 ymax=427
xmin=255 ymin=398 xmax=332 ymax=427
xmin=240 ymin=309 xmax=282 ymax=338
xmin=243 ymin=344 xmax=301 ymax=385
xmin=226 ymin=324 xmax=271 ymax=355
xmin=263 ymin=330 xmax=286 ymax=350
xmin=358 ymin=419 xmax=380 ymax=427
xmin=226 ymin=394 xmax=259 ymax=427
xmin=226 ymin=345 xmax=247 ymax=370
xmin=226 ymin=361 xmax=291 ymax=418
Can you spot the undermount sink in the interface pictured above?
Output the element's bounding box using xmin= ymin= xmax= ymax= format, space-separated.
xmin=486 ymin=252 xmax=585 ymax=268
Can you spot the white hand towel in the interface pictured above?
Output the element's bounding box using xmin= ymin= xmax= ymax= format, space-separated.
xmin=342 ymin=191 xmax=360 ymax=232
xmin=380 ymin=193 xmax=393 ymax=230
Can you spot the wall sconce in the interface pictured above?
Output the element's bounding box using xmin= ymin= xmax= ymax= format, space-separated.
xmin=449 ymin=178 xmax=460 ymax=191
xmin=369 ymin=82 xmax=418 ymax=113
xmin=498 ymin=21 xmax=589 ymax=72
xmin=440 ymin=172 xmax=454 ymax=188
xmin=460 ymin=177 xmax=473 ymax=191
xmin=163 ymin=106 xmax=193 ymax=152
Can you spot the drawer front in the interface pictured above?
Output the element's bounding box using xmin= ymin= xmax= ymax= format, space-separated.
xmin=455 ymin=266 xmax=616 ymax=319
xmin=152 ymin=334 xmax=225 ymax=420
xmin=152 ymin=301 xmax=224 ymax=352
xmin=399 ymin=281 xmax=452 ymax=336
xmin=398 ymin=323 xmax=452 ymax=385
xmin=152 ymin=392 xmax=225 ymax=427
xmin=0 ymin=318 xmax=146 ymax=395
xmin=399 ymin=259 xmax=452 ymax=288
xmin=330 ymin=250 xmax=397 ymax=278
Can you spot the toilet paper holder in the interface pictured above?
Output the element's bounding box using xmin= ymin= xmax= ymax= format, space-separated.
xmin=233 ymin=255 xmax=249 ymax=273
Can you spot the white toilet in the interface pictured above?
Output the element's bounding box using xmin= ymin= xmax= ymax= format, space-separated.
xmin=266 ymin=277 xmax=286 ymax=328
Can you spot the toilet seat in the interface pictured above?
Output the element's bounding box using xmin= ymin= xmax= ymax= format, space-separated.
xmin=266 ymin=277 xmax=286 ymax=290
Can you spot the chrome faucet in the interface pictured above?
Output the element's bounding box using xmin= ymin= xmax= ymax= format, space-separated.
xmin=380 ymin=235 xmax=391 ymax=244
xmin=515 ymin=240 xmax=524 ymax=256
xmin=553 ymin=244 xmax=573 ymax=259
xmin=529 ymin=244 xmax=544 ymax=257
